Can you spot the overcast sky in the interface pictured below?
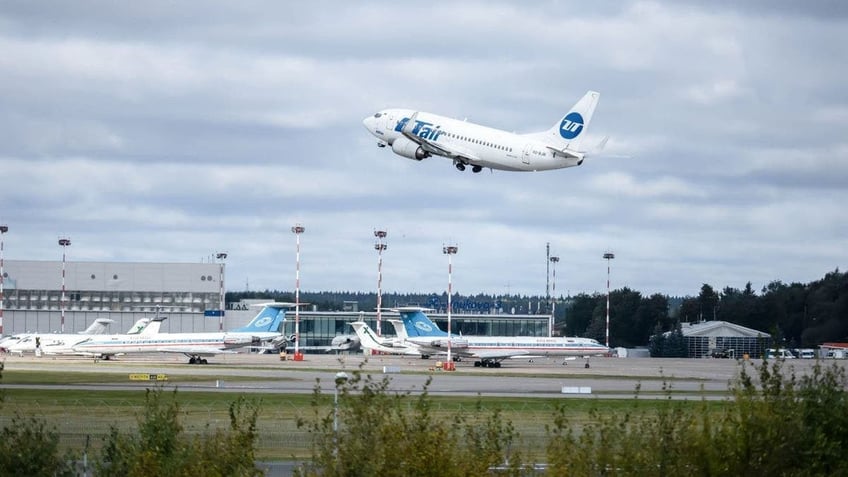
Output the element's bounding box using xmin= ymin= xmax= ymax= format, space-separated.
xmin=1 ymin=1 xmax=846 ymax=298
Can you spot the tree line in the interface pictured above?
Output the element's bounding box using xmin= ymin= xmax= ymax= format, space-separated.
xmin=228 ymin=268 xmax=848 ymax=348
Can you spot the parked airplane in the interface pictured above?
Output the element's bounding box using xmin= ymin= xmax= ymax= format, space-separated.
xmin=349 ymin=321 xmax=420 ymax=356
xmin=3 ymin=318 xmax=115 ymax=356
xmin=395 ymin=308 xmax=609 ymax=368
xmin=363 ymin=90 xmax=602 ymax=173
xmin=72 ymin=302 xmax=291 ymax=364
xmin=284 ymin=334 xmax=361 ymax=353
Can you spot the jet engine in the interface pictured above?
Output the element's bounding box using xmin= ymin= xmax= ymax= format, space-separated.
xmin=391 ymin=136 xmax=429 ymax=161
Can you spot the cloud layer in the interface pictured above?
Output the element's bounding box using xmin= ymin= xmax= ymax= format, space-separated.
xmin=1 ymin=1 xmax=846 ymax=297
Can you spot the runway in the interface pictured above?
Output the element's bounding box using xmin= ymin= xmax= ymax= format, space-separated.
xmin=3 ymin=352 xmax=840 ymax=399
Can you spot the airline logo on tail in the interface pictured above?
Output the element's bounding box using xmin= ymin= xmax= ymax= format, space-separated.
xmin=253 ymin=316 xmax=273 ymax=328
xmin=231 ymin=304 xmax=289 ymax=333
xmin=401 ymin=310 xmax=447 ymax=337
xmin=560 ymin=112 xmax=584 ymax=139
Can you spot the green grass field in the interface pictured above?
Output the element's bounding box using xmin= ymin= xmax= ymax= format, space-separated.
xmin=0 ymin=369 xmax=729 ymax=460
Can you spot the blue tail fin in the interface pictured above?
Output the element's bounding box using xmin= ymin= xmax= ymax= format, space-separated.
xmin=230 ymin=304 xmax=289 ymax=333
xmin=399 ymin=310 xmax=447 ymax=337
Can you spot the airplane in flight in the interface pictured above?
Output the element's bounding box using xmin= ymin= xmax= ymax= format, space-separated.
xmin=363 ymin=90 xmax=602 ymax=173
xmin=72 ymin=302 xmax=291 ymax=364
xmin=393 ymin=308 xmax=609 ymax=368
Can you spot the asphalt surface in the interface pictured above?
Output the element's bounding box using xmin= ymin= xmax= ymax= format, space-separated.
xmin=3 ymin=351 xmax=843 ymax=399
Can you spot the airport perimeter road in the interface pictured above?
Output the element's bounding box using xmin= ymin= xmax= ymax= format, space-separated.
xmin=2 ymin=353 xmax=843 ymax=400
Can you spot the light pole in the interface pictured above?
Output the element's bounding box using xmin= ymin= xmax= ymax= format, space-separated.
xmin=59 ymin=237 xmax=71 ymax=333
xmin=333 ymin=371 xmax=349 ymax=462
xmin=333 ymin=371 xmax=349 ymax=433
xmin=603 ymin=251 xmax=615 ymax=348
xmin=443 ymin=244 xmax=458 ymax=371
xmin=549 ymin=255 xmax=559 ymax=337
xmin=0 ymin=225 xmax=7 ymax=336
xmin=291 ymin=224 xmax=305 ymax=361
xmin=216 ymin=252 xmax=227 ymax=331
xmin=374 ymin=230 xmax=387 ymax=337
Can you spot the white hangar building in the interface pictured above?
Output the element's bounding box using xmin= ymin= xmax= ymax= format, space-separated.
xmin=1 ymin=260 xmax=228 ymax=335
xmin=681 ymin=320 xmax=771 ymax=359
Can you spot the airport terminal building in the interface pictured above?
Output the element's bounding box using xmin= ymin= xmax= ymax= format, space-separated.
xmin=1 ymin=260 xmax=552 ymax=349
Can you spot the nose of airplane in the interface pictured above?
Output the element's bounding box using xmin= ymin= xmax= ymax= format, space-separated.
xmin=362 ymin=115 xmax=375 ymax=132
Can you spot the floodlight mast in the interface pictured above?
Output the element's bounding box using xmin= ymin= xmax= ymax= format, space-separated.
xmin=59 ymin=237 xmax=71 ymax=333
xmin=216 ymin=252 xmax=228 ymax=331
xmin=374 ymin=230 xmax=387 ymax=337
xmin=603 ymin=251 xmax=615 ymax=348
xmin=291 ymin=225 xmax=305 ymax=361
xmin=0 ymin=225 xmax=8 ymax=336
xmin=549 ymin=256 xmax=560 ymax=337
xmin=443 ymin=244 xmax=458 ymax=370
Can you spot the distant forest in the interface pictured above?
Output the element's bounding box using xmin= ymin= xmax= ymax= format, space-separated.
xmin=226 ymin=269 xmax=848 ymax=349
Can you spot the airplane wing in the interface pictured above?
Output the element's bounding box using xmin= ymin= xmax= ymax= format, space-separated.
xmin=401 ymin=112 xmax=481 ymax=161
xmin=470 ymin=350 xmax=530 ymax=360
xmin=155 ymin=347 xmax=237 ymax=357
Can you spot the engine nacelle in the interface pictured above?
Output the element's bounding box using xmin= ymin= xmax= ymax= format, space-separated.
xmin=391 ymin=136 xmax=429 ymax=161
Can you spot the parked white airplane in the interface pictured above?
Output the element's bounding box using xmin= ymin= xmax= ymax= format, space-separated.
xmin=363 ymin=91 xmax=602 ymax=173
xmin=5 ymin=315 xmax=169 ymax=357
xmin=3 ymin=318 xmax=115 ymax=356
xmin=349 ymin=321 xmax=420 ymax=356
xmin=72 ymin=302 xmax=291 ymax=364
xmin=394 ymin=308 xmax=609 ymax=368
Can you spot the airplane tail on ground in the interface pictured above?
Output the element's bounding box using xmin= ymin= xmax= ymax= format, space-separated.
xmin=349 ymin=321 xmax=419 ymax=355
xmin=388 ymin=319 xmax=409 ymax=340
xmin=126 ymin=318 xmax=150 ymax=335
xmin=399 ymin=309 xmax=448 ymax=338
xmin=140 ymin=315 xmax=167 ymax=335
xmin=528 ymin=90 xmax=600 ymax=153
xmin=79 ymin=318 xmax=114 ymax=335
xmin=230 ymin=303 xmax=291 ymax=334
xmin=349 ymin=321 xmax=384 ymax=349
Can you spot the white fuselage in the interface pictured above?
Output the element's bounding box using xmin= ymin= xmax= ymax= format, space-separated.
xmin=71 ymin=331 xmax=276 ymax=356
xmin=364 ymin=109 xmax=582 ymax=172
xmin=5 ymin=333 xmax=98 ymax=356
xmin=405 ymin=335 xmax=609 ymax=358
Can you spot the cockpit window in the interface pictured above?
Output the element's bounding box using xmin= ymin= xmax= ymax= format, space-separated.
xmin=374 ymin=112 xmax=382 ymax=118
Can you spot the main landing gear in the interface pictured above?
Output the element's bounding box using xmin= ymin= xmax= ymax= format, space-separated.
xmin=474 ymin=360 xmax=502 ymax=368
xmin=454 ymin=161 xmax=484 ymax=173
xmin=188 ymin=356 xmax=208 ymax=364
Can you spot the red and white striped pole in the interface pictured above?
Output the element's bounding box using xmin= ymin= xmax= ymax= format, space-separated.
xmin=374 ymin=230 xmax=387 ymax=337
xmin=443 ymin=245 xmax=458 ymax=369
xmin=603 ymin=251 xmax=615 ymax=348
xmin=59 ymin=237 xmax=71 ymax=333
xmin=550 ymin=255 xmax=559 ymax=337
xmin=0 ymin=225 xmax=8 ymax=336
xmin=216 ymin=252 xmax=228 ymax=331
xmin=292 ymin=224 xmax=305 ymax=360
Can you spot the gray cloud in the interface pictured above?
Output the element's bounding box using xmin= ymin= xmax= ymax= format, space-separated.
xmin=1 ymin=1 xmax=845 ymax=297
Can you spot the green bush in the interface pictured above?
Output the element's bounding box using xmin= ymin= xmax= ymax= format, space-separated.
xmin=296 ymin=371 xmax=524 ymax=477
xmin=96 ymin=388 xmax=263 ymax=477
xmin=545 ymin=360 xmax=848 ymax=476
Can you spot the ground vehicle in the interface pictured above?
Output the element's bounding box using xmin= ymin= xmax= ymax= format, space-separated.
xmin=766 ymin=348 xmax=796 ymax=359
